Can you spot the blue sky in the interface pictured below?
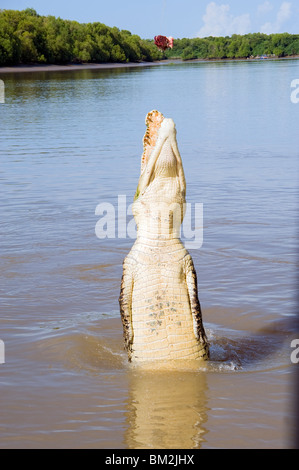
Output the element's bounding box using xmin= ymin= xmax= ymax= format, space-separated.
xmin=1 ymin=0 xmax=298 ymax=38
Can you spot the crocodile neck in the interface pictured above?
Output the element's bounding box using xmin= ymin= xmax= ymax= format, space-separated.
xmin=133 ymin=116 xmax=186 ymax=241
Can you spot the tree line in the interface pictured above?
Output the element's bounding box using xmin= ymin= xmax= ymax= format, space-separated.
xmin=0 ymin=8 xmax=162 ymax=66
xmin=1 ymin=9 xmax=299 ymax=67
xmin=165 ymin=33 xmax=299 ymax=60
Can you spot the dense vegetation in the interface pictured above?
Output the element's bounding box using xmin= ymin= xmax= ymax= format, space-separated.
xmin=165 ymin=33 xmax=299 ymax=60
xmin=0 ymin=8 xmax=299 ymax=66
xmin=0 ymin=8 xmax=162 ymax=65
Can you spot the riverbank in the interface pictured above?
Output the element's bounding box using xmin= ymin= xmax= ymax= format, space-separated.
xmin=1 ymin=55 xmax=299 ymax=74
xmin=0 ymin=61 xmax=163 ymax=74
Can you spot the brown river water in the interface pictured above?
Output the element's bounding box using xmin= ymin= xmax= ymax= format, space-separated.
xmin=0 ymin=59 xmax=299 ymax=449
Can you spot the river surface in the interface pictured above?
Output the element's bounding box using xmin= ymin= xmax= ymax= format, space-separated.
xmin=0 ymin=59 xmax=298 ymax=449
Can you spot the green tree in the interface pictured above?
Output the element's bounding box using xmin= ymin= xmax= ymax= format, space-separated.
xmin=182 ymin=46 xmax=196 ymax=60
xmin=237 ymin=37 xmax=251 ymax=58
xmin=111 ymin=44 xmax=126 ymax=62
xmin=227 ymin=35 xmax=240 ymax=58
xmin=286 ymin=38 xmax=299 ymax=55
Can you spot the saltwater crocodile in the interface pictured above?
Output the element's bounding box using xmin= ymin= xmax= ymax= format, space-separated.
xmin=119 ymin=110 xmax=209 ymax=364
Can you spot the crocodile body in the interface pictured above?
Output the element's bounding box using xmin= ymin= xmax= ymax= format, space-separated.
xmin=119 ymin=111 xmax=209 ymax=363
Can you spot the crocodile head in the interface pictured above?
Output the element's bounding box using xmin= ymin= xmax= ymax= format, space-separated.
xmin=133 ymin=110 xmax=186 ymax=239
xmin=134 ymin=110 xmax=185 ymax=201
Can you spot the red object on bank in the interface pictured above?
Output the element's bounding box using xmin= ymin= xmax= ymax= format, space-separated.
xmin=154 ymin=35 xmax=174 ymax=51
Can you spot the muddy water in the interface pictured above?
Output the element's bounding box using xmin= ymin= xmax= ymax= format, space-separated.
xmin=0 ymin=59 xmax=298 ymax=448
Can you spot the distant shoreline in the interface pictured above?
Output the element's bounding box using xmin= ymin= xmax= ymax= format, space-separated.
xmin=0 ymin=61 xmax=161 ymax=74
xmin=1 ymin=55 xmax=298 ymax=74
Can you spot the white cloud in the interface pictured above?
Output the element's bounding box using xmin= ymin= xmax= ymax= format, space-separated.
xmin=257 ymin=1 xmax=274 ymax=15
xmin=260 ymin=1 xmax=292 ymax=33
xmin=277 ymin=1 xmax=292 ymax=23
xmin=197 ymin=2 xmax=251 ymax=38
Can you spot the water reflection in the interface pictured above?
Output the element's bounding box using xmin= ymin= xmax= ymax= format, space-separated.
xmin=125 ymin=369 xmax=208 ymax=449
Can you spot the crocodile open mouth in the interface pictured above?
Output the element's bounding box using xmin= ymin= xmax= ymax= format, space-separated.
xmin=141 ymin=110 xmax=164 ymax=175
